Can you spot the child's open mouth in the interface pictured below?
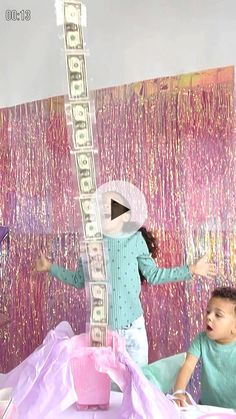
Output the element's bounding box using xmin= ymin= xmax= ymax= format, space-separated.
xmin=206 ymin=325 xmax=213 ymax=332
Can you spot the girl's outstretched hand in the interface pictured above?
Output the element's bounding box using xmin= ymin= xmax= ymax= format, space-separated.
xmin=35 ymin=251 xmax=52 ymax=273
xmin=189 ymin=254 xmax=216 ymax=279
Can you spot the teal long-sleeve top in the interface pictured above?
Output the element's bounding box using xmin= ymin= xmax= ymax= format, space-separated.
xmin=50 ymin=231 xmax=192 ymax=329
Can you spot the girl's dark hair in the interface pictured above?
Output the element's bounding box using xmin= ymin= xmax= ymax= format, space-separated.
xmin=138 ymin=226 xmax=158 ymax=284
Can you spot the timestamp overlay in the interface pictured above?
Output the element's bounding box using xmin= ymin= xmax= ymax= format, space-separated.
xmin=5 ymin=9 xmax=31 ymax=21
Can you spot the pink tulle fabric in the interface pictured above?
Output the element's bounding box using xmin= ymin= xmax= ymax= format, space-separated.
xmin=0 ymin=322 xmax=180 ymax=419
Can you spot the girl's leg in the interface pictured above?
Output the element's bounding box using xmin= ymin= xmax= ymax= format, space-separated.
xmin=119 ymin=315 xmax=148 ymax=367
xmin=111 ymin=316 xmax=148 ymax=391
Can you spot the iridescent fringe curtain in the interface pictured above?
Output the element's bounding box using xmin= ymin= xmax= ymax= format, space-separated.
xmin=0 ymin=68 xmax=235 ymax=394
xmin=0 ymin=100 xmax=85 ymax=370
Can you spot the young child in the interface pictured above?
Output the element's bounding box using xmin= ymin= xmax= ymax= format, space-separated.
xmin=174 ymin=286 xmax=236 ymax=409
xmin=36 ymin=191 xmax=216 ymax=367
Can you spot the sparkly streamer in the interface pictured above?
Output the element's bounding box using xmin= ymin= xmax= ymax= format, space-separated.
xmin=0 ymin=99 xmax=85 ymax=371
xmin=0 ymin=66 xmax=235 ymax=402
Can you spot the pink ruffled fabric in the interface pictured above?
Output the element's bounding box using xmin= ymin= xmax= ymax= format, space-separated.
xmin=0 ymin=322 xmax=179 ymax=419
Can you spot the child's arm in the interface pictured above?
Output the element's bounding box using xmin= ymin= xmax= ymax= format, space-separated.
xmin=35 ymin=251 xmax=85 ymax=289
xmin=173 ymin=353 xmax=199 ymax=407
xmin=137 ymin=234 xmax=216 ymax=284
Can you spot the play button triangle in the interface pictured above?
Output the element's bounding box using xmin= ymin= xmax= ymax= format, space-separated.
xmin=111 ymin=199 xmax=130 ymax=220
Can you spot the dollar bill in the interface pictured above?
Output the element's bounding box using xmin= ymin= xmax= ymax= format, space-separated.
xmin=86 ymin=241 xmax=107 ymax=281
xmin=90 ymin=285 xmax=108 ymax=324
xmin=89 ymin=259 xmax=106 ymax=280
xmin=80 ymin=198 xmax=97 ymax=217
xmin=65 ymin=27 xmax=83 ymax=50
xmin=90 ymin=324 xmax=107 ymax=347
xmin=91 ymin=305 xmax=107 ymax=324
xmin=80 ymin=198 xmax=102 ymax=240
xmin=71 ymin=103 xmax=93 ymax=148
xmin=84 ymin=221 xmax=102 ymax=239
xmin=80 ymin=176 xmax=96 ymax=194
xmin=90 ymin=283 xmax=108 ymax=324
xmin=64 ymin=2 xmax=81 ymax=26
xmin=76 ymin=151 xmax=94 ymax=171
xmin=90 ymin=283 xmax=108 ymax=300
xmin=86 ymin=241 xmax=104 ymax=258
xmin=75 ymin=152 xmax=96 ymax=194
xmin=66 ymin=54 xmax=88 ymax=99
xmin=64 ymin=2 xmax=84 ymax=49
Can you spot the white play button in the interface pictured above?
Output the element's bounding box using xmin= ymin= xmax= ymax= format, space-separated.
xmin=111 ymin=199 xmax=130 ymax=220
xmin=93 ymin=180 xmax=147 ymax=237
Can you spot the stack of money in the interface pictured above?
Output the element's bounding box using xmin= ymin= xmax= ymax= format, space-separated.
xmin=62 ymin=1 xmax=108 ymax=347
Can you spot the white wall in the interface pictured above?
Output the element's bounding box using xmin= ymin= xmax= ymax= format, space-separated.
xmin=0 ymin=0 xmax=235 ymax=108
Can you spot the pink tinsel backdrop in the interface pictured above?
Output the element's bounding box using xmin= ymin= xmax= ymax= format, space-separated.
xmin=0 ymin=67 xmax=236 ymax=394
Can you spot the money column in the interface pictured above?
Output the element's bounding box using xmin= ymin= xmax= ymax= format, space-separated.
xmin=61 ymin=1 xmax=109 ymax=347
